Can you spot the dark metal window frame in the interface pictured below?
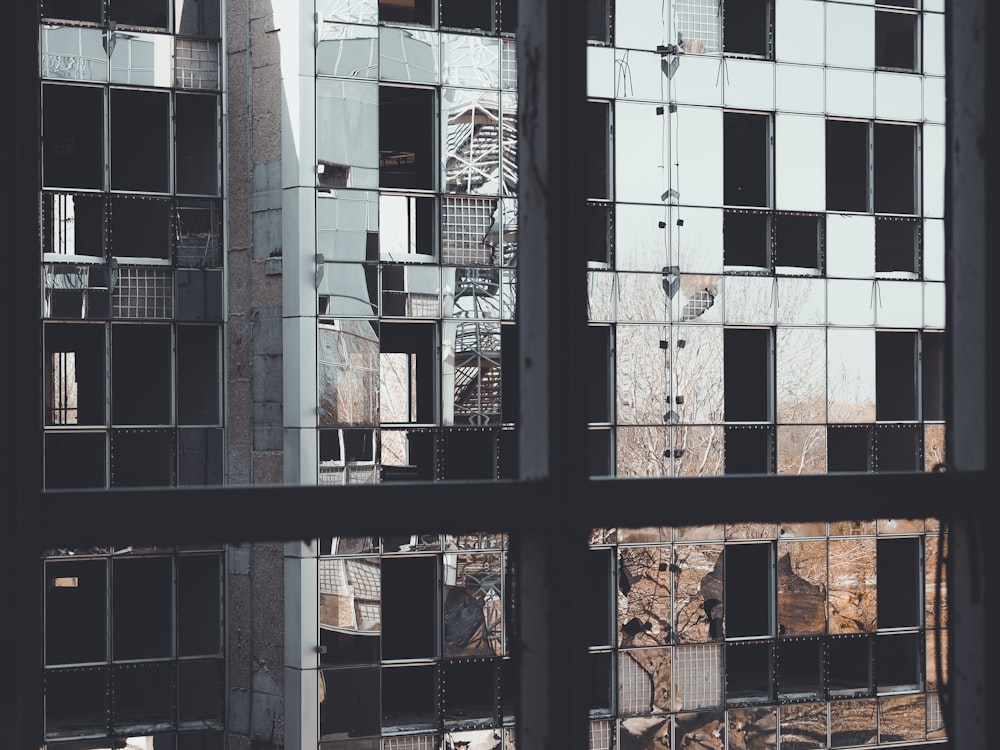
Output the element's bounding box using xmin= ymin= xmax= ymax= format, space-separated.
xmin=6 ymin=1 xmax=993 ymax=749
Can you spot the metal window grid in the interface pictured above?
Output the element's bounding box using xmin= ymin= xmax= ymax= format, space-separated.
xmin=673 ymin=644 xmax=724 ymax=710
xmin=112 ymin=267 xmax=173 ymax=319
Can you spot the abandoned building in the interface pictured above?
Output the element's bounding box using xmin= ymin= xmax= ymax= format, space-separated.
xmin=8 ymin=0 xmax=993 ymax=749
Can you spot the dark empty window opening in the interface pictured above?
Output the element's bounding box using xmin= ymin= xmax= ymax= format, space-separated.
xmin=42 ymin=0 xmax=103 ymax=23
xmin=584 ymin=548 xmax=613 ymax=647
xmin=586 ymin=325 xmax=612 ymax=424
xmin=875 ymin=217 xmax=920 ymax=273
xmin=379 ymin=0 xmax=433 ymax=25
xmin=111 ymin=89 xmax=171 ymax=193
xmin=826 ymin=120 xmax=868 ymax=212
xmin=587 ymin=0 xmax=612 ymax=44
xmin=724 ymin=328 xmax=772 ymax=422
xmin=178 ymin=659 xmax=223 ymax=725
xmin=177 ymin=555 xmax=221 ymax=656
xmin=724 ymin=425 xmax=774 ymax=474
xmin=827 ymin=425 xmax=873 ymax=473
xmin=585 ymin=202 xmax=613 ymax=265
xmin=113 ymin=556 xmax=173 ymax=660
xmin=877 ymin=537 xmax=921 ymax=629
xmin=381 ymin=556 xmax=438 ymax=660
xmin=587 ymin=651 xmax=613 ymax=714
xmin=921 ymin=332 xmax=945 ymax=421
xmin=441 ymin=0 xmax=493 ymax=32
xmin=379 ymin=194 xmax=435 ymax=259
xmin=499 ymin=0 xmax=517 ymax=33
xmin=724 ymin=543 xmax=773 ymax=637
xmin=45 ymin=432 xmax=107 ymax=489
xmin=774 ymin=213 xmax=823 ymax=272
xmin=724 ymin=0 xmax=772 ymax=58
xmin=875 ymin=633 xmax=922 ymax=692
xmin=114 ymin=661 xmax=174 ymax=731
xmin=827 ymin=636 xmax=872 ymax=696
xmin=110 ymin=0 xmax=170 ymax=28
xmin=319 ymin=667 xmax=380 ymax=740
xmin=318 ymin=161 xmax=351 ymax=188
xmin=874 ymin=123 xmax=917 ymax=215
xmin=380 ymin=87 xmax=435 ymax=190
xmin=724 ymin=112 xmax=770 ymax=207
xmin=876 ymin=331 xmax=917 ymax=421
xmin=382 ymin=665 xmax=437 ymax=729
xmin=442 ymin=659 xmax=499 ymax=724
xmin=43 ymin=193 xmax=104 ymax=258
xmin=380 ymin=322 xmax=436 ymax=424
xmin=111 ymin=428 xmax=176 ymax=486
xmin=724 ymin=210 xmax=770 ymax=269
xmin=45 ymin=559 xmax=107 ymax=666
xmin=876 ymin=9 xmax=918 ymax=72
xmin=111 ymin=196 xmax=172 ymax=260
xmin=45 ymin=669 xmax=108 ymax=736
xmin=43 ymin=84 xmax=104 ymax=190
xmin=112 ymin=324 xmax=172 ymax=425
xmin=320 ymin=627 xmax=381 ymax=667
xmin=176 ymin=93 xmax=220 ymax=195
xmin=874 ymin=424 xmax=921 ymax=472
xmin=176 ymin=0 xmax=223 ymax=37
xmin=776 ymin=639 xmax=823 ymax=698
xmin=320 ymin=428 xmax=377 ymax=464
xmin=726 ymin=642 xmax=773 ymax=703
xmin=177 ymin=325 xmax=220 ymax=425
xmin=440 ymin=429 xmax=497 ymax=479
xmin=588 ymin=428 xmax=613 ymax=478
xmin=585 ymin=101 xmax=611 ymax=200
xmin=175 ymin=200 xmax=223 ymax=268
xmin=45 ymin=323 xmax=106 ymax=426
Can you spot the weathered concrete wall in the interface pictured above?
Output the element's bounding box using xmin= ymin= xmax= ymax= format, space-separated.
xmin=227 ymin=0 xmax=286 ymax=746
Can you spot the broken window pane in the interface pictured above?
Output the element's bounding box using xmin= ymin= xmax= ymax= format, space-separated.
xmin=45 ymin=668 xmax=109 ymax=736
xmin=774 ymin=213 xmax=822 ymax=272
xmin=585 ymin=202 xmax=613 ymax=266
xmin=378 ymin=27 xmax=439 ymax=84
xmin=443 ymin=268 xmax=500 ymax=319
xmin=777 ymin=540 xmax=827 ymax=636
xmin=177 ymin=555 xmax=221 ymax=656
xmin=46 ymin=559 xmax=107 ymax=665
xmin=176 ymin=93 xmax=220 ymax=195
xmin=674 ymin=0 xmax=721 ymax=53
xmin=319 ymin=428 xmax=378 ymax=485
xmin=112 ymin=324 xmax=172 ymax=424
xmin=176 ymin=200 xmax=223 ymax=267
xmin=874 ymin=123 xmax=917 ymax=215
xmin=381 ymin=86 xmax=435 ymax=189
xmin=319 ymin=320 xmax=380 ymax=427
xmin=875 ymin=632 xmax=921 ymax=692
xmin=724 ymin=543 xmax=773 ymax=637
xmin=726 ymin=641 xmax=773 ymax=704
xmin=676 ymin=710 xmax=725 ymax=748
xmin=43 ymin=84 xmax=104 ymax=190
xmin=111 ymin=196 xmax=172 ymax=260
xmin=379 ymin=322 xmax=435 ymax=424
xmin=379 ymin=0 xmax=432 ymax=25
xmin=874 ymin=424 xmax=921 ymax=472
xmin=876 ymin=9 xmax=918 ymax=72
xmin=442 ymin=34 xmax=500 ymax=89
xmin=441 ymin=659 xmax=498 ymax=725
xmin=673 ymin=544 xmax=723 ymax=643
xmin=829 ymin=538 xmax=877 ymax=633
xmin=443 ymin=552 xmax=504 ymax=657
xmin=876 ymin=331 xmax=917 ymax=421
xmin=724 ymin=426 xmax=774 ymax=474
xmin=45 ymin=323 xmax=106 ymax=426
xmin=440 ymin=0 xmax=492 ymax=32
xmin=875 ymin=216 xmax=919 ymax=274
xmin=776 ymin=639 xmax=823 ymax=699
xmin=618 ymin=648 xmax=670 ymax=715
xmin=587 ymin=0 xmax=611 ymax=43
xmin=111 ymin=88 xmax=171 ymax=192
xmin=828 ymin=636 xmax=873 ymax=697
xmin=879 ymin=694 xmax=927 ymax=742
xmin=43 ymin=193 xmax=104 ymax=259
xmin=177 ymin=325 xmax=220 ymax=425
xmin=379 ymin=194 xmax=435 ymax=261
xmin=877 ymin=537 xmax=921 ymax=630
xmin=45 ymin=431 xmax=107 ymax=489
xmin=724 ymin=210 xmax=769 ymax=269
xmin=178 ymin=659 xmax=223 ymax=726
xmin=42 ymin=262 xmax=108 ymax=319
xmin=111 ymin=428 xmax=176 ymax=486
xmin=113 ymin=661 xmax=174 ymax=733
xmin=320 ymin=667 xmax=380 ymax=740
xmin=317 ymin=79 xmax=379 ymax=189
xmin=442 ymin=88 xmax=501 ymax=195
xmin=724 ymin=0 xmax=771 ymax=58
xmin=176 ymin=0 xmax=222 ymax=37
xmin=724 ymin=112 xmax=769 ymax=208
xmin=317 ymin=25 xmax=378 ymax=79
xmin=381 ymin=556 xmax=437 ymax=660
xmin=113 ymin=556 xmax=173 ymax=660
xmin=111 ymin=0 xmax=170 ymax=28
xmin=724 ymin=328 xmax=771 ymax=422
xmin=320 ymin=556 xmax=381 ymax=664
xmin=826 ymin=120 xmax=868 ymax=213
xmin=110 ymin=31 xmax=174 ymax=86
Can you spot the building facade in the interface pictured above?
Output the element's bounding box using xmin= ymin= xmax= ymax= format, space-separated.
xmin=35 ymin=1 xmax=949 ymax=749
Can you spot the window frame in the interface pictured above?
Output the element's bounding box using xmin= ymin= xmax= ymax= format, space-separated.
xmin=7 ymin=2 xmax=994 ymax=750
